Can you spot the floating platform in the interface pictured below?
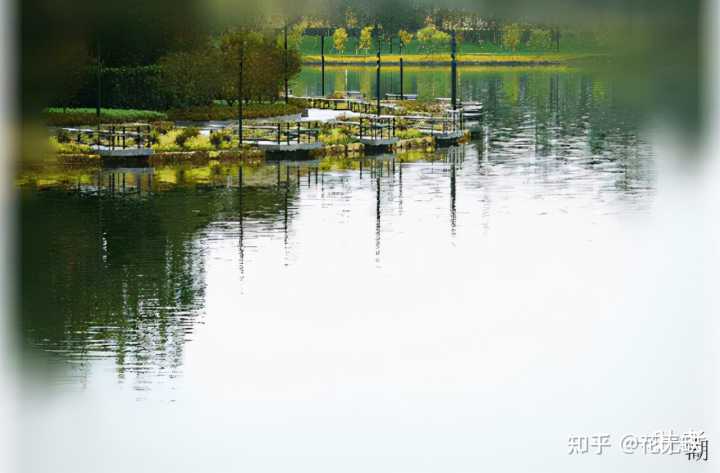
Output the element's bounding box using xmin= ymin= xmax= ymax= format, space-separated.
xmin=432 ymin=131 xmax=466 ymax=147
xmin=97 ymin=147 xmax=154 ymax=158
xmin=258 ymin=142 xmax=322 ymax=153
xmin=96 ymin=147 xmax=154 ymax=167
xmin=385 ymin=93 xmax=418 ymax=101
xmin=462 ymin=109 xmax=483 ymax=120
xmin=261 ymin=142 xmax=323 ymax=160
xmin=465 ymin=122 xmax=484 ymax=139
xmin=358 ymin=137 xmax=399 ymax=154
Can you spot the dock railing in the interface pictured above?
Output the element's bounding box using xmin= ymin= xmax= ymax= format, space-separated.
xmin=231 ymin=122 xmax=321 ymax=145
xmin=401 ymin=111 xmax=464 ymax=136
xmin=335 ymin=116 xmax=397 ymax=141
xmin=58 ymin=124 xmax=153 ymax=150
xmin=299 ymin=96 xmax=397 ymax=116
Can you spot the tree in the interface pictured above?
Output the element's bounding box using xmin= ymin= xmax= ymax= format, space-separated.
xmin=288 ymin=21 xmax=308 ymax=50
xmin=416 ymin=24 xmax=450 ymax=55
xmin=527 ymin=28 xmax=552 ymax=50
xmin=432 ymin=29 xmax=451 ymax=52
xmin=416 ymin=24 xmax=436 ymax=53
xmin=218 ymin=29 xmax=301 ymax=103
xmin=333 ymin=27 xmax=348 ymax=55
xmin=502 ymin=23 xmax=524 ymax=51
xmin=345 ymin=8 xmax=358 ymax=30
xmin=398 ymin=29 xmax=413 ymax=50
xmin=359 ymin=26 xmax=374 ymax=55
xmin=159 ymin=47 xmax=223 ymax=108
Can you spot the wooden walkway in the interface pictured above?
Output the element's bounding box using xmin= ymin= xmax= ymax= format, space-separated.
xmin=299 ymin=96 xmax=398 ymax=115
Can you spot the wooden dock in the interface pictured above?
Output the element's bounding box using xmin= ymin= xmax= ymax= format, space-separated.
xmin=55 ymin=98 xmax=477 ymax=162
xmin=385 ymin=93 xmax=418 ymax=101
xmin=233 ymin=122 xmax=322 ymax=159
xmin=60 ymin=124 xmax=154 ymax=164
xmin=299 ymin=96 xmax=398 ymax=115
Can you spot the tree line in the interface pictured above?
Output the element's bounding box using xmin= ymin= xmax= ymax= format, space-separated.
xmin=326 ymin=21 xmax=561 ymax=55
xmin=52 ymin=28 xmax=302 ymax=111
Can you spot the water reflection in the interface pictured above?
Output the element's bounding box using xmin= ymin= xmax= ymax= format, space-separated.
xmin=19 ymin=69 xmax=655 ymax=389
xmin=20 ymin=187 xmax=207 ymax=387
xmin=19 ymin=167 xmax=303 ymax=387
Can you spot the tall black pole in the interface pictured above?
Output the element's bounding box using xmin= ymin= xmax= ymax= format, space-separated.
xmin=399 ymin=41 xmax=404 ymax=100
xmin=451 ymin=30 xmax=457 ymax=111
xmin=320 ymin=33 xmax=326 ymax=96
xmin=96 ymin=37 xmax=101 ymax=144
xmin=375 ymin=23 xmax=381 ymax=117
xmin=284 ymin=22 xmax=289 ymax=104
xmin=555 ymin=27 xmax=561 ymax=52
xmin=450 ymin=159 xmax=456 ymax=236
xmin=238 ymin=39 xmax=244 ymax=145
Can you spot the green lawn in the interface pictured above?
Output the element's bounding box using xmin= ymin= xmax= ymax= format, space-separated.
xmin=167 ymin=102 xmax=305 ymax=121
xmin=44 ymin=102 xmax=306 ymax=126
xmin=44 ymin=108 xmax=167 ymax=126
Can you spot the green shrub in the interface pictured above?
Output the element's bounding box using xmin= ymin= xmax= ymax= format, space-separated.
xmin=183 ymin=134 xmax=213 ymax=151
xmin=153 ymin=129 xmax=182 ymax=152
xmin=209 ymin=129 xmax=233 ymax=149
xmin=319 ymin=127 xmax=352 ymax=145
xmin=175 ymin=127 xmax=200 ymax=147
xmin=149 ymin=129 xmax=161 ymax=145
xmin=396 ymin=128 xmax=424 ymax=139
xmin=48 ymin=136 xmax=92 ymax=154
xmin=56 ymin=128 xmax=71 ymax=143
xmin=395 ymin=100 xmax=442 ymax=115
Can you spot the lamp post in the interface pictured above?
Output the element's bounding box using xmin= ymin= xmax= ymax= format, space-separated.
xmin=320 ymin=32 xmax=325 ymax=96
xmin=284 ymin=21 xmax=289 ymax=104
xmin=451 ymin=30 xmax=457 ymax=111
xmin=375 ymin=22 xmax=381 ymax=117
xmin=96 ymin=37 xmax=102 ymax=146
xmin=399 ymin=39 xmax=404 ymax=100
xmin=238 ymin=38 xmax=245 ymax=145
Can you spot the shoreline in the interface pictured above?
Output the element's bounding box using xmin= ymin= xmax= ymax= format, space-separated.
xmin=30 ymin=134 xmax=449 ymax=173
xmin=302 ymin=52 xmax=606 ymax=67
xmin=303 ymin=60 xmax=565 ymax=67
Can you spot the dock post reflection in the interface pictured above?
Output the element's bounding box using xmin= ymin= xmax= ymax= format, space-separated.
xmin=238 ymin=165 xmax=245 ymax=278
xmin=450 ymin=159 xmax=456 ymax=237
xmin=375 ymin=176 xmax=381 ymax=263
xmin=284 ymin=168 xmax=289 ymax=265
xmin=398 ymin=160 xmax=403 ymax=214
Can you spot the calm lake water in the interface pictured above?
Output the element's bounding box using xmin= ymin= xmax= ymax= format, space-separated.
xmin=16 ymin=68 xmax=716 ymax=473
